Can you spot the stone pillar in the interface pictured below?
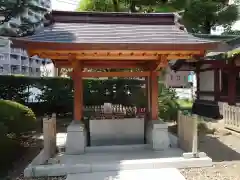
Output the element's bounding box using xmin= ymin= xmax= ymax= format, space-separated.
xmin=146 ymin=76 xmax=151 ymax=117
xmin=43 ymin=114 xmax=57 ymax=158
xmin=146 ymin=120 xmax=170 ymax=151
xmin=65 ymin=121 xmax=86 ymax=154
xmin=53 ymin=67 xmax=58 ymax=77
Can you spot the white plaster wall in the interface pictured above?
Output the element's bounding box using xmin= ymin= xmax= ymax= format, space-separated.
xmin=199 ymin=96 xmax=214 ymax=101
xmin=90 ymin=118 xmax=145 ymax=146
xmin=165 ymin=67 xmax=189 ymax=87
xmin=199 ymin=71 xmax=214 ymax=91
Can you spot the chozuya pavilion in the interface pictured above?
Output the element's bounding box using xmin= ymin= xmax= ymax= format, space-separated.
xmin=11 ymin=11 xmax=218 ymax=153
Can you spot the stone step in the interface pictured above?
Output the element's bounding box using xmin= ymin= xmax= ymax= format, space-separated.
xmin=59 ymin=148 xmax=184 ymax=165
xmin=85 ymin=144 xmax=150 ymax=153
xmin=66 ymin=168 xmax=186 ymax=180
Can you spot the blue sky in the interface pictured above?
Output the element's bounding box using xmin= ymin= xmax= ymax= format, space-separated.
xmin=51 ymin=0 xmax=80 ymax=11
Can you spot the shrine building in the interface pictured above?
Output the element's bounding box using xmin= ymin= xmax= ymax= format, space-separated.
xmin=11 ymin=11 xmax=219 ymax=152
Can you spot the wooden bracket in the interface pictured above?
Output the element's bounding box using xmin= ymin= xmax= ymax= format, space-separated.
xmin=68 ymin=53 xmax=83 ymax=78
xmin=154 ymin=55 xmax=168 ymax=71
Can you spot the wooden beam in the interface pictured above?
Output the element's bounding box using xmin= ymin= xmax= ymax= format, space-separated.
xmin=199 ymin=67 xmax=215 ymax=72
xmin=28 ymin=50 xmax=202 ymax=60
xmin=228 ymin=60 xmax=237 ymax=105
xmin=195 ymin=91 xmax=214 ymax=96
xmin=154 ymin=55 xmax=168 ymax=71
xmin=214 ymin=69 xmax=220 ymax=101
xmin=78 ymin=71 xmax=152 ymax=77
xmin=196 ymin=62 xmax=200 ymax=99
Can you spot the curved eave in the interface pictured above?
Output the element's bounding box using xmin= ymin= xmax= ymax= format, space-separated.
xmin=11 ymin=38 xmax=219 ymax=52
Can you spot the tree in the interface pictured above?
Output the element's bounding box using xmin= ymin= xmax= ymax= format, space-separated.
xmin=0 ymin=0 xmax=50 ymax=37
xmin=77 ymin=0 xmax=169 ymax=12
xmin=158 ymin=0 xmax=239 ymax=34
xmin=181 ymin=0 xmax=239 ymax=34
xmin=77 ymin=0 xmax=119 ymax=12
xmin=78 ymin=0 xmax=239 ymax=34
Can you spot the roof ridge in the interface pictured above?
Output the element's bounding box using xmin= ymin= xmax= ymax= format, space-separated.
xmin=50 ymin=10 xmax=176 ymax=25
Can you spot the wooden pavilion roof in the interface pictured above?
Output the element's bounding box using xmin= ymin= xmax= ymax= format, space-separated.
xmin=11 ymin=11 xmax=220 ymax=70
xmin=170 ymin=36 xmax=240 ymax=72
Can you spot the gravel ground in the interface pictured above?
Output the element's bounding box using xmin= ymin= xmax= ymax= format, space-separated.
xmin=180 ymin=120 xmax=240 ymax=180
xmin=181 ymin=162 xmax=240 ymax=180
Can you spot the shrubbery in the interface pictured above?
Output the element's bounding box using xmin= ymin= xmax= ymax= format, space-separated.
xmin=0 ymin=100 xmax=36 ymax=176
xmin=158 ymin=83 xmax=180 ymax=121
xmin=0 ymin=100 xmax=37 ymax=135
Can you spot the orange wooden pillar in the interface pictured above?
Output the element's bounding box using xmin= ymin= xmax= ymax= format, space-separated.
xmin=145 ymin=76 xmax=151 ymax=118
xmin=150 ymin=71 xmax=159 ymax=120
xmin=72 ymin=63 xmax=83 ymax=121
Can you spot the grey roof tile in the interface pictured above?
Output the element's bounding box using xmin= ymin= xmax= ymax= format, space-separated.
xmin=24 ymin=23 xmax=215 ymax=44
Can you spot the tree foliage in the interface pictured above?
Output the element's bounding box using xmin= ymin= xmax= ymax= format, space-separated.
xmin=0 ymin=0 xmax=50 ymax=37
xmin=181 ymin=0 xmax=239 ymax=33
xmin=158 ymin=83 xmax=179 ymax=121
xmin=77 ymin=0 xmax=169 ymax=12
xmin=77 ymin=0 xmax=239 ymax=34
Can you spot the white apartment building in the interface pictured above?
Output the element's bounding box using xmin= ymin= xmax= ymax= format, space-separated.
xmin=0 ymin=0 xmax=53 ymax=77
xmin=0 ymin=41 xmax=52 ymax=76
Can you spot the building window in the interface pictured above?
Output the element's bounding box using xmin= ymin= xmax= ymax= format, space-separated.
xmin=22 ymin=66 xmax=26 ymax=73
xmin=11 ymin=65 xmax=18 ymax=73
xmin=29 ymin=67 xmax=33 ymax=72
xmin=0 ymin=66 xmax=3 ymax=72
xmin=170 ymin=75 xmax=173 ymax=80
xmin=177 ymin=76 xmax=180 ymax=80
xmin=36 ymin=68 xmax=40 ymax=72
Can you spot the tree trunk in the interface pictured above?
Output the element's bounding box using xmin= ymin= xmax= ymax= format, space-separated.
xmin=204 ymin=20 xmax=212 ymax=34
xmin=112 ymin=0 xmax=119 ymax=12
xmin=130 ymin=1 xmax=137 ymax=12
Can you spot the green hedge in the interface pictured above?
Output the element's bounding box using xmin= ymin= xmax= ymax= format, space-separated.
xmin=0 ymin=76 xmax=146 ymax=115
xmin=0 ymin=76 xmax=180 ymax=121
xmin=0 ymin=100 xmax=37 ymax=135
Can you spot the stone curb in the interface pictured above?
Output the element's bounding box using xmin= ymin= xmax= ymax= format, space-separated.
xmin=24 ymin=156 xmax=212 ymax=177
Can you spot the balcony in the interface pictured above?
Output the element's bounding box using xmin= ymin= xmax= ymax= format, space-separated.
xmin=0 ymin=46 xmax=10 ymax=53
xmin=0 ymin=55 xmax=6 ymax=64
xmin=11 ymin=65 xmax=21 ymax=75
xmin=10 ymin=57 xmax=20 ymax=65
xmin=21 ymin=57 xmax=29 ymax=66
xmin=20 ymin=49 xmax=28 ymax=56
xmin=22 ymin=66 xmax=29 ymax=75
xmin=11 ymin=48 xmax=21 ymax=54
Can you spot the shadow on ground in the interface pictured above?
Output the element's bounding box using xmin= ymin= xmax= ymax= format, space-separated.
xmin=199 ymin=133 xmax=240 ymax=162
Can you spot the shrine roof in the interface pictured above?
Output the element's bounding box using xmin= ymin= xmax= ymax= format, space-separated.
xmin=12 ymin=11 xmax=217 ymax=45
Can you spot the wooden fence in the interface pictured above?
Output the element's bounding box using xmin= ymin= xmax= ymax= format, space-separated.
xmin=84 ymin=104 xmax=146 ymax=119
xmin=178 ymin=111 xmax=198 ymax=153
xmin=222 ymin=103 xmax=240 ymax=132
